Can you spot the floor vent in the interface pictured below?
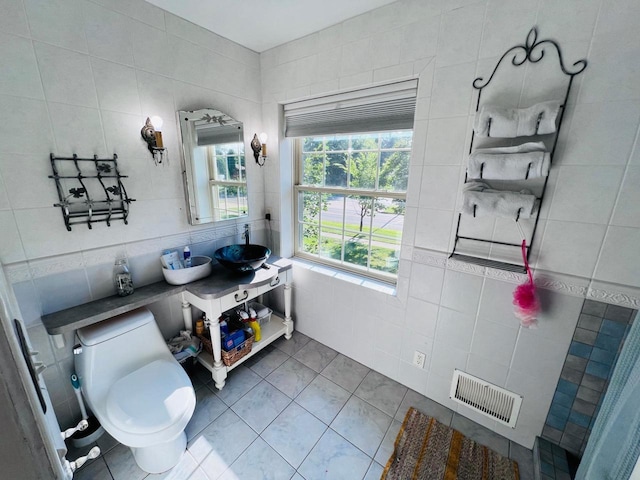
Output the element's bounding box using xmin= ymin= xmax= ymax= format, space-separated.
xmin=450 ymin=370 xmax=522 ymax=428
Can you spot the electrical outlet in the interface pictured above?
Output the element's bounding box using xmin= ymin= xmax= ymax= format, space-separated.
xmin=413 ymin=351 xmax=426 ymax=369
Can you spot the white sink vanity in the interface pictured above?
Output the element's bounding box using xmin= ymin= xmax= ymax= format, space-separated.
xmin=182 ymin=256 xmax=293 ymax=389
xmin=41 ymin=256 xmax=294 ymax=391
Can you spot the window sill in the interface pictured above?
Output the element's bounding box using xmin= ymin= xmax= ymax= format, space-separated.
xmin=291 ymin=256 xmax=397 ymax=297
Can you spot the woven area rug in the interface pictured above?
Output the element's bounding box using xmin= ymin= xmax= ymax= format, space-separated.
xmin=382 ymin=407 xmax=520 ymax=480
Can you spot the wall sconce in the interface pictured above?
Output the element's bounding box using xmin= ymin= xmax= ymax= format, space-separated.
xmin=140 ymin=116 xmax=166 ymax=166
xmin=251 ymin=132 xmax=268 ymax=166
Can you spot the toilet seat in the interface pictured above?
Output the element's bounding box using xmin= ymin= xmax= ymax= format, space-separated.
xmin=106 ymin=359 xmax=193 ymax=436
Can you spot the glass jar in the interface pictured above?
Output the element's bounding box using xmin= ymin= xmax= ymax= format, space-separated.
xmin=113 ymin=258 xmax=134 ymax=296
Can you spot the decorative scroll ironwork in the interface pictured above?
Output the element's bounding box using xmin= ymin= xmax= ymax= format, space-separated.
xmin=473 ymin=27 xmax=587 ymax=90
xmin=449 ymin=27 xmax=588 ymax=273
xmin=48 ymin=154 xmax=135 ymax=231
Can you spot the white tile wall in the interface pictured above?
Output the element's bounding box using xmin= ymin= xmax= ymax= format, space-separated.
xmin=0 ymin=33 xmax=44 ymax=99
xmin=23 ymin=0 xmax=88 ymax=52
xmin=430 ymin=62 xmax=476 ymax=118
xmin=536 ymin=221 xmax=607 ymax=278
xmin=435 ymin=307 xmax=476 ymax=351
xmin=83 ymin=1 xmax=135 ymax=66
xmin=424 ymin=117 xmax=469 ymax=165
xmin=579 ymin=31 xmax=640 ymax=104
xmin=259 ymin=0 xmax=640 ymax=450
xmin=557 ymin=101 xmax=640 ymax=166
xmin=0 ymin=0 xmax=29 ymax=37
xmin=470 ymin=318 xmax=519 ymax=368
xmin=595 ymin=226 xmax=640 ymax=287
xmin=611 ymin=166 xmax=640 ymax=228
xmin=436 ymin=3 xmax=485 ymax=68
xmin=415 ymin=209 xmax=456 ymax=252
xmin=440 ymin=269 xmax=484 ymax=315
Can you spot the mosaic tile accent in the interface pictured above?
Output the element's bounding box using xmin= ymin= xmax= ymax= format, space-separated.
xmin=542 ymin=299 xmax=637 ymax=456
xmin=536 ymin=437 xmax=572 ymax=480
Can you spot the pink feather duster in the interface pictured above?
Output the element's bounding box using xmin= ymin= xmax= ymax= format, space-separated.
xmin=513 ymin=240 xmax=539 ymax=328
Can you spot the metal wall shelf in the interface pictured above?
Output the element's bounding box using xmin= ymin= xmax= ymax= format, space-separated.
xmin=48 ymin=154 xmax=135 ymax=231
xmin=449 ymin=27 xmax=588 ymax=273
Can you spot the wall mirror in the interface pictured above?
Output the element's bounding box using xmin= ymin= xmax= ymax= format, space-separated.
xmin=177 ymin=108 xmax=248 ymax=225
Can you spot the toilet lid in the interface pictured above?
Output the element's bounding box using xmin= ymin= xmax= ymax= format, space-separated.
xmin=106 ymin=359 xmax=194 ymax=435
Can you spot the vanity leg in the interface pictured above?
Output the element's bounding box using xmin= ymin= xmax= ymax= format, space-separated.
xmin=206 ymin=315 xmax=227 ymax=390
xmin=283 ymin=283 xmax=294 ymax=340
xmin=181 ymin=294 xmax=193 ymax=331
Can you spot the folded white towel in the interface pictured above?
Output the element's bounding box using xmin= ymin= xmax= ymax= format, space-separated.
xmin=474 ymin=101 xmax=561 ymax=138
xmin=468 ymin=142 xmax=550 ymax=180
xmin=463 ymin=181 xmax=539 ymax=219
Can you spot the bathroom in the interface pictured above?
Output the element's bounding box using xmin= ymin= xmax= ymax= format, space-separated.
xmin=0 ymin=0 xmax=639 ymax=478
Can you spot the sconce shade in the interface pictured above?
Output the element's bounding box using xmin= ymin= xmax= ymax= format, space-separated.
xmin=150 ymin=115 xmax=163 ymax=130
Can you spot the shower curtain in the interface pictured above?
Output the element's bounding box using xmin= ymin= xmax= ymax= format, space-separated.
xmin=576 ymin=311 xmax=640 ymax=480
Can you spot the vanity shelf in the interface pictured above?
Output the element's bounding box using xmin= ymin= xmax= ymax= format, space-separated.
xmin=181 ymin=260 xmax=293 ymax=390
xmin=42 ymin=256 xmax=293 ymax=390
xmin=196 ymin=314 xmax=288 ymax=373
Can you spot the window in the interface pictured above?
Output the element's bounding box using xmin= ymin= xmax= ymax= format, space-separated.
xmin=294 ymin=131 xmax=412 ymax=280
xmin=204 ymin=142 xmax=247 ymax=221
xmin=286 ymin=80 xmax=417 ymax=281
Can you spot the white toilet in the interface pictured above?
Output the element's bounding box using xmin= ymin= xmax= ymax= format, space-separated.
xmin=75 ymin=307 xmax=196 ymax=474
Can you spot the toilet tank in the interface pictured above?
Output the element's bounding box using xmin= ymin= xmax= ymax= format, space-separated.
xmin=75 ymin=308 xmax=175 ymax=403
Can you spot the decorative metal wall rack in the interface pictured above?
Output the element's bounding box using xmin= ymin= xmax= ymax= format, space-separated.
xmin=449 ymin=27 xmax=588 ymax=273
xmin=49 ymin=154 xmax=135 ymax=231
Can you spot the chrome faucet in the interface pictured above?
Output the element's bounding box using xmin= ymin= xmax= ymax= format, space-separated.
xmin=243 ymin=224 xmax=250 ymax=246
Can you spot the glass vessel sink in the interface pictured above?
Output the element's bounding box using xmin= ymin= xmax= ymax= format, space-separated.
xmin=214 ymin=244 xmax=271 ymax=272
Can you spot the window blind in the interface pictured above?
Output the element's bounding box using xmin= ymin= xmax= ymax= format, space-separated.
xmin=196 ymin=123 xmax=243 ymax=146
xmin=283 ymin=79 xmax=418 ymax=137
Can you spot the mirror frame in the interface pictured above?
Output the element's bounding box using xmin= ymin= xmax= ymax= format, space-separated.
xmin=177 ymin=108 xmax=248 ymax=225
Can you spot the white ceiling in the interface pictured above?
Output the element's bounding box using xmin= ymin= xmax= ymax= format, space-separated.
xmin=146 ymin=0 xmax=398 ymax=53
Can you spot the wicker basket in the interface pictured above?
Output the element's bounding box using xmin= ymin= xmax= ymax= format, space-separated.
xmin=198 ymin=331 xmax=254 ymax=367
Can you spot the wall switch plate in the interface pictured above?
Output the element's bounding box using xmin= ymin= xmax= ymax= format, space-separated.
xmin=413 ymin=351 xmax=426 ymax=369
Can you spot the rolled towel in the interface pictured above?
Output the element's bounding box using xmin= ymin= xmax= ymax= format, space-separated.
xmin=468 ymin=142 xmax=550 ymax=179
xmin=463 ymin=181 xmax=539 ymax=219
xmin=474 ymin=101 xmax=561 ymax=137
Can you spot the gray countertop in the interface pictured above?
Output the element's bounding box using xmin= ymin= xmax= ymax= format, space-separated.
xmin=41 ymin=256 xmax=292 ymax=335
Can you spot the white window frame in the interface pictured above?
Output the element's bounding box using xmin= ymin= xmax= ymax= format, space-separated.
xmin=293 ymin=131 xmax=411 ymax=282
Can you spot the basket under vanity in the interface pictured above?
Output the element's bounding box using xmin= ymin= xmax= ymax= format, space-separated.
xmin=42 ymin=256 xmax=293 ymax=390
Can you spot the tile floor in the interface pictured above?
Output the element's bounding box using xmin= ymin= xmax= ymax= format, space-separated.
xmin=71 ymin=331 xmax=534 ymax=480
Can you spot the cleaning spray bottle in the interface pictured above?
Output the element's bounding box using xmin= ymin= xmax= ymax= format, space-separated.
xmin=248 ymin=307 xmax=261 ymax=342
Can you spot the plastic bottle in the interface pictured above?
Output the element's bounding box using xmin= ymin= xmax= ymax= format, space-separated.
xmin=183 ymin=246 xmax=192 ymax=268
xmin=248 ymin=310 xmax=261 ymax=342
xmin=113 ymin=258 xmax=134 ymax=296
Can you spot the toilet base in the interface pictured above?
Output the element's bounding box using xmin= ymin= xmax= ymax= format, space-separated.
xmin=130 ymin=431 xmax=187 ymax=474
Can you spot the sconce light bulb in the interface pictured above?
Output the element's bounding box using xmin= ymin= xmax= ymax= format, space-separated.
xmin=150 ymin=115 xmax=163 ymax=130
xmin=259 ymin=132 xmax=268 ymax=144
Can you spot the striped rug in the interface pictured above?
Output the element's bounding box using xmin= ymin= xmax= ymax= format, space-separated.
xmin=382 ymin=407 xmax=520 ymax=480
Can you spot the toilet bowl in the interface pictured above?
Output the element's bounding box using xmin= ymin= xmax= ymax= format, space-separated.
xmin=75 ymin=307 xmax=196 ymax=474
